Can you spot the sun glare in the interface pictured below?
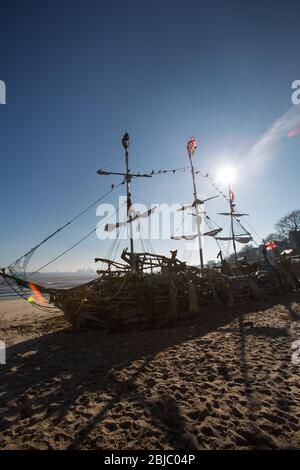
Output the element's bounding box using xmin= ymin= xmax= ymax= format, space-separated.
xmin=217 ymin=165 xmax=237 ymax=185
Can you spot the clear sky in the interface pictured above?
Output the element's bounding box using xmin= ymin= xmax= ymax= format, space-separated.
xmin=0 ymin=0 xmax=299 ymax=271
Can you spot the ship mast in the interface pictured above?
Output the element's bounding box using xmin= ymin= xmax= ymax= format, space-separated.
xmin=97 ymin=132 xmax=152 ymax=255
xmin=122 ymin=132 xmax=134 ymax=253
xmin=189 ymin=153 xmax=204 ymax=269
xmin=229 ymin=184 xmax=238 ymax=265
xmin=169 ymin=137 xmax=221 ymax=268
xmin=216 ymin=183 xmax=252 ymax=265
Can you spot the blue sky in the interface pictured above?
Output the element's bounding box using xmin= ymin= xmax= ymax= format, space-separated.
xmin=0 ymin=0 xmax=299 ymax=271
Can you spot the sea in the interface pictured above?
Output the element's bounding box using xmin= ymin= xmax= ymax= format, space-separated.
xmin=0 ymin=274 xmax=97 ymax=300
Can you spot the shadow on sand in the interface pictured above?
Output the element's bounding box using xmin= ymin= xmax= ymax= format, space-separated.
xmin=0 ymin=293 xmax=299 ymax=449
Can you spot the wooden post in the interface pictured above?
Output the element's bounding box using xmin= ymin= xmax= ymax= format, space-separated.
xmin=122 ymin=132 xmax=134 ymax=254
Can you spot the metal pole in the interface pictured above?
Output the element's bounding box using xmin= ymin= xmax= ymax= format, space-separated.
xmin=189 ymin=157 xmax=204 ymax=269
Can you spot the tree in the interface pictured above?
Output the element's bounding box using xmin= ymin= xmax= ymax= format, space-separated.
xmin=225 ymin=243 xmax=260 ymax=264
xmin=275 ymin=210 xmax=300 ymax=251
xmin=275 ymin=210 xmax=300 ymax=235
xmin=264 ymin=232 xmax=285 ymax=242
xmin=239 ymin=244 xmax=259 ymax=262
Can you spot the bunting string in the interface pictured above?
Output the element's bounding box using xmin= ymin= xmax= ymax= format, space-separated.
xmin=146 ymin=166 xmax=190 ymax=176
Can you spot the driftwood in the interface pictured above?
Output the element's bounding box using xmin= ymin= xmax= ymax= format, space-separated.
xmin=1 ymin=252 xmax=299 ymax=331
xmin=47 ymin=253 xmax=299 ymax=329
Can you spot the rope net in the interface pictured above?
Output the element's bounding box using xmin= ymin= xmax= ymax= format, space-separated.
xmin=8 ymin=248 xmax=37 ymax=278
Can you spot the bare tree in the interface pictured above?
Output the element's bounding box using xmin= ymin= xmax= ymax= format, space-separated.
xmin=275 ymin=210 xmax=300 ymax=251
xmin=275 ymin=210 xmax=300 ymax=235
xmin=264 ymin=232 xmax=285 ymax=242
xmin=239 ymin=243 xmax=260 ymax=262
xmin=226 ymin=244 xmax=260 ymax=263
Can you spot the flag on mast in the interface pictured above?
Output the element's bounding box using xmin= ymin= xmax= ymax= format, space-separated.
xmin=187 ymin=136 xmax=198 ymax=158
xmin=265 ymin=240 xmax=278 ymax=251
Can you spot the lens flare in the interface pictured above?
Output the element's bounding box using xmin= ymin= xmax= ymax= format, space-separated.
xmin=287 ymin=126 xmax=300 ymax=138
xmin=27 ymin=283 xmax=46 ymax=305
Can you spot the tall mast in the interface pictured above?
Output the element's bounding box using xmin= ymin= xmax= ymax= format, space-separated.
xmin=97 ymin=132 xmax=152 ymax=255
xmin=151 ymin=137 xmax=221 ymax=266
xmin=187 ymin=137 xmax=204 ymax=269
xmin=216 ymin=184 xmax=252 ymax=264
xmin=189 ymin=157 xmax=204 ymax=269
xmin=229 ymin=184 xmax=238 ymax=265
xmin=122 ymin=132 xmax=134 ymax=254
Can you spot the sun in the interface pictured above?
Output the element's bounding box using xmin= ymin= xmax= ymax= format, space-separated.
xmin=217 ymin=165 xmax=237 ymax=185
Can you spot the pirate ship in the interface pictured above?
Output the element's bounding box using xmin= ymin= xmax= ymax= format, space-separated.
xmin=0 ymin=133 xmax=298 ymax=330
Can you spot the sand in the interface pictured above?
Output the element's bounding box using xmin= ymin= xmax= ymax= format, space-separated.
xmin=0 ymin=294 xmax=300 ymax=450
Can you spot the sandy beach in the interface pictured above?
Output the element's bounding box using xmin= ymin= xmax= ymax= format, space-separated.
xmin=0 ymin=294 xmax=300 ymax=450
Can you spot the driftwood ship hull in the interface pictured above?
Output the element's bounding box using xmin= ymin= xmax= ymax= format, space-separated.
xmin=49 ymin=256 xmax=299 ymax=330
xmin=1 ymin=252 xmax=299 ymax=331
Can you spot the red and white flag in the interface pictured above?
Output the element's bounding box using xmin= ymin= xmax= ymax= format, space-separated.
xmin=187 ymin=136 xmax=198 ymax=158
xmin=229 ymin=189 xmax=235 ymax=204
xmin=265 ymin=240 xmax=278 ymax=251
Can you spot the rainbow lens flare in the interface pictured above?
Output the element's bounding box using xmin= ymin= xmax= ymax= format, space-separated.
xmin=287 ymin=126 xmax=300 ymax=138
xmin=27 ymin=283 xmax=46 ymax=305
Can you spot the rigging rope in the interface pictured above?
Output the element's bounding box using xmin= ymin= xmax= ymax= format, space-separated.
xmin=205 ymin=216 xmax=225 ymax=257
xmin=3 ymin=276 xmax=59 ymax=313
xmin=112 ymin=219 xmax=127 ymax=262
xmin=135 ymin=166 xmax=263 ymax=246
xmin=24 ymin=204 xmax=123 ymax=279
xmin=7 ymin=181 xmax=124 ymax=273
xmin=100 ymin=201 xmax=127 ymax=268
xmin=139 ymin=222 xmax=155 ymax=255
xmin=195 ymin=169 xmax=263 ymax=244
